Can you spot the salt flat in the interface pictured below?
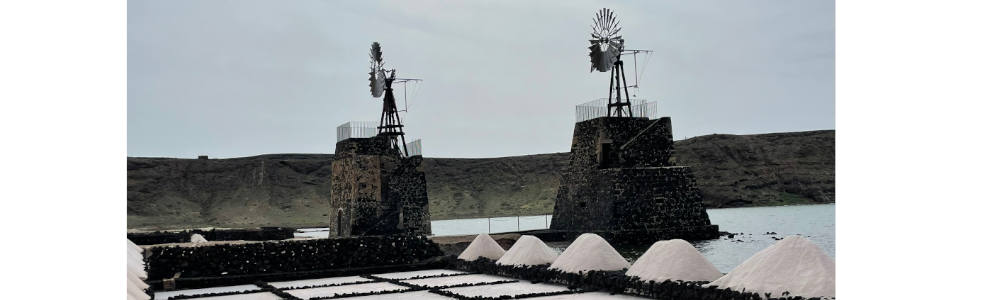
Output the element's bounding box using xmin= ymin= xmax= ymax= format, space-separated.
xmin=268 ymin=275 xmax=371 ymax=289
xmin=285 ymin=282 xmax=408 ymax=299
xmin=441 ymin=281 xmax=570 ymax=298
xmin=402 ymin=274 xmax=511 ymax=288
xmin=370 ymin=269 xmax=467 ymax=280
xmin=153 ymin=284 xmax=260 ymax=299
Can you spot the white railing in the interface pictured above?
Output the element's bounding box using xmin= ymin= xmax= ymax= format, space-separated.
xmin=405 ymin=139 xmax=422 ymax=157
xmin=430 ymin=215 xmax=552 ymax=236
xmin=336 ymin=121 xmax=378 ymax=142
xmin=575 ymin=98 xmax=657 ymax=122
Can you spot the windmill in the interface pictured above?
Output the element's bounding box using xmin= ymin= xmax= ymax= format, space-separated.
xmin=589 ymin=8 xmax=633 ymax=118
xmin=368 ymin=42 xmax=409 ymax=156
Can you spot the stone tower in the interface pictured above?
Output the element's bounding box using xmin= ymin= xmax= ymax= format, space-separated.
xmin=550 ymin=116 xmax=718 ymax=240
xmin=329 ymin=134 xmax=431 ymax=237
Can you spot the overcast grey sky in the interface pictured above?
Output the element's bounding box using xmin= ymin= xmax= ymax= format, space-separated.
xmin=128 ymin=0 xmax=833 ymax=159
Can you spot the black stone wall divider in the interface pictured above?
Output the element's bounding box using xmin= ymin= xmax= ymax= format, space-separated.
xmin=165 ymin=281 xmax=299 ymax=300
xmin=450 ymin=257 xmax=824 ymax=300
xmin=128 ymin=227 xmax=296 ymax=245
xmin=146 ymin=234 xmax=443 ymax=280
xmin=276 ymin=279 xmax=374 ymax=291
xmin=165 ymin=284 xmax=268 ymax=300
xmin=256 ymin=281 xmax=304 ymax=300
xmin=145 ymin=234 xmax=446 ymax=291
xmin=395 ymin=271 xmax=474 ymax=280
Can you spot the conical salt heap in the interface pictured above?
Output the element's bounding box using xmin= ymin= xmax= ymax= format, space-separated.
xmin=127 ymin=239 xmax=150 ymax=300
xmin=549 ymin=233 xmax=629 ymax=273
xmin=496 ymin=235 xmax=559 ymax=266
xmin=626 ymin=239 xmax=722 ymax=282
xmin=708 ymin=235 xmax=835 ymax=299
xmin=458 ymin=233 xmax=506 ymax=261
xmin=190 ymin=233 xmax=208 ymax=243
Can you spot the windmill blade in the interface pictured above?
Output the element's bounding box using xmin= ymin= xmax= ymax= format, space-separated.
xmin=369 ymin=42 xmax=386 ymax=98
xmin=588 ymin=8 xmax=624 ymax=72
xmin=369 ymin=68 xmax=385 ymax=98
xmin=370 ymin=42 xmax=383 ymax=65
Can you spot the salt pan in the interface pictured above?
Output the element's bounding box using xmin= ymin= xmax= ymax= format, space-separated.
xmin=496 ymin=235 xmax=558 ymax=266
xmin=457 ymin=233 xmax=506 ymax=261
xmin=548 ymin=233 xmax=629 ymax=273
xmin=626 ymin=239 xmax=722 ymax=282
xmin=707 ymin=235 xmax=835 ymax=299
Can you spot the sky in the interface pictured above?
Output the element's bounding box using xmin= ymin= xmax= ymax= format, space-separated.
xmin=128 ymin=0 xmax=834 ymax=159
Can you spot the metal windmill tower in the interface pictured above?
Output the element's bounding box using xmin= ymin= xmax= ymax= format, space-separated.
xmin=589 ymin=8 xmax=633 ymax=118
xmin=368 ymin=42 xmax=410 ymax=156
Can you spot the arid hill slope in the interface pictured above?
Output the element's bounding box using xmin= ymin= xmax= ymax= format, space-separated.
xmin=127 ymin=130 xmax=833 ymax=229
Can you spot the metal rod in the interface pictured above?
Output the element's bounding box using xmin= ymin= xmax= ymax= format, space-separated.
xmin=619 ymin=60 xmax=633 ymax=117
xmin=607 ymin=65 xmax=614 ymax=117
xmin=632 ymin=51 xmax=639 ymax=97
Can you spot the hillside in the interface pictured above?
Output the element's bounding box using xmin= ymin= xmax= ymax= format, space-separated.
xmin=127 ymin=130 xmax=833 ymax=229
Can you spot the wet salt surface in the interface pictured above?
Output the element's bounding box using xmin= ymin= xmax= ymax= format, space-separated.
xmin=441 ymin=281 xmax=570 ymax=298
xmin=146 ymin=270 xmax=653 ymax=299
xmin=153 ymin=284 xmax=260 ymax=299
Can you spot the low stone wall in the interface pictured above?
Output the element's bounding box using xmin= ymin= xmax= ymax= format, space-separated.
xmin=127 ymin=227 xmax=296 ymax=245
xmin=452 ymin=257 xmax=817 ymax=300
xmin=145 ymin=234 xmax=443 ymax=283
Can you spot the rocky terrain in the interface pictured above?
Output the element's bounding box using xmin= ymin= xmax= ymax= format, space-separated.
xmin=128 ymin=130 xmax=833 ymax=229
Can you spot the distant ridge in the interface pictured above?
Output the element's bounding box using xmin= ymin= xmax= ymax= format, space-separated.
xmin=128 ymin=130 xmax=834 ymax=229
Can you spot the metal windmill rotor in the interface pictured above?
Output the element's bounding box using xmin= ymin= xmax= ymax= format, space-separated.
xmin=369 ymin=42 xmax=393 ymax=98
xmin=588 ymin=8 xmax=633 ymax=118
xmin=366 ymin=42 xmax=408 ymax=156
xmin=589 ymin=8 xmax=624 ymax=73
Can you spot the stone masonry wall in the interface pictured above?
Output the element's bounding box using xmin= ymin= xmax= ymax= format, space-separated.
xmin=330 ymin=134 xmax=431 ymax=237
xmin=387 ymin=156 xmax=432 ymax=234
xmin=550 ymin=116 xmax=716 ymax=239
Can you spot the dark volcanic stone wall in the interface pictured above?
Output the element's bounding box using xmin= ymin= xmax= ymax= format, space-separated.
xmin=550 ymin=117 xmax=715 ymax=238
xmin=329 ymin=135 xmax=430 ymax=237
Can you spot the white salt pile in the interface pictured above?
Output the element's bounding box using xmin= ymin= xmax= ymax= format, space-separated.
xmin=191 ymin=233 xmax=209 ymax=243
xmin=708 ymin=235 xmax=835 ymax=299
xmin=127 ymin=239 xmax=150 ymax=300
xmin=625 ymin=239 xmax=722 ymax=282
xmin=458 ymin=233 xmax=506 ymax=261
xmin=548 ymin=233 xmax=629 ymax=273
xmin=496 ymin=235 xmax=559 ymax=266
